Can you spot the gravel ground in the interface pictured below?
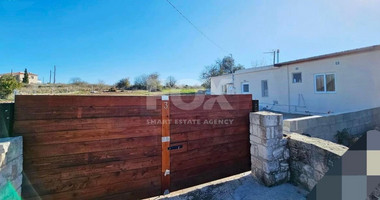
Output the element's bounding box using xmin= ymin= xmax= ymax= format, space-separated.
xmin=149 ymin=172 xmax=308 ymax=200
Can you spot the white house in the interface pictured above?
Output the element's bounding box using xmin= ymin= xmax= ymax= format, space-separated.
xmin=211 ymin=45 xmax=380 ymax=115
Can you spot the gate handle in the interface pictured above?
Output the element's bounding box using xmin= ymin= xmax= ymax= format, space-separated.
xmin=168 ymin=145 xmax=183 ymax=150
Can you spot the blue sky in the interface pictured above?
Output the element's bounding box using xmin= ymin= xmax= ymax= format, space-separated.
xmin=0 ymin=0 xmax=379 ymax=85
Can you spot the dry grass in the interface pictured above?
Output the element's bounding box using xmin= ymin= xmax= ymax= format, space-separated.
xmin=1 ymin=84 xmax=205 ymax=103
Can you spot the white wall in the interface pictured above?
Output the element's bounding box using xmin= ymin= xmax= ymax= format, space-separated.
xmin=211 ymin=49 xmax=380 ymax=114
xmin=233 ymin=67 xmax=290 ymax=113
xmin=287 ymin=49 xmax=380 ymax=114
xmin=211 ymin=74 xmax=233 ymax=95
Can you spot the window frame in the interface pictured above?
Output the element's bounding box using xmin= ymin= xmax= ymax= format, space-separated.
xmin=241 ymin=82 xmax=250 ymax=94
xmin=292 ymin=72 xmax=302 ymax=83
xmin=314 ymin=73 xmax=336 ymax=94
xmin=261 ymin=80 xmax=268 ymax=97
xmin=222 ymin=85 xmax=226 ymax=94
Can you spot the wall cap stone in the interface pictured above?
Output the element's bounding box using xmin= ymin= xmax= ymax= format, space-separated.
xmin=288 ymin=133 xmax=348 ymax=156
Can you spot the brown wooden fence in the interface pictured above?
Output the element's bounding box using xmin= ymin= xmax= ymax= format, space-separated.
xmin=13 ymin=94 xmax=252 ymax=199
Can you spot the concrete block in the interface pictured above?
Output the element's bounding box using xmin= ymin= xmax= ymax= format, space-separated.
xmin=256 ymin=144 xmax=274 ymax=160
xmin=250 ymin=111 xmax=283 ymax=127
xmin=261 ymin=113 xmax=283 ymax=127
xmin=252 ymin=126 xmax=266 ymax=138
xmin=250 ymin=112 xmax=262 ymax=125
xmin=249 ymin=134 xmax=262 ymax=145
xmin=251 ymin=156 xmax=263 ymax=170
xmin=265 ymin=127 xmax=275 ymax=139
xmin=250 ymin=144 xmax=259 ymax=157
xmin=296 ymin=120 xmax=309 ymax=131
xmin=283 ymin=120 xmax=291 ymax=132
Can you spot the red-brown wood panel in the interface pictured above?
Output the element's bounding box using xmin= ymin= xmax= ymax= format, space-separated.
xmin=15 ymin=94 xmax=252 ymax=199
xmin=14 ymin=95 xmax=162 ymax=200
xmin=168 ymin=95 xmax=252 ymax=192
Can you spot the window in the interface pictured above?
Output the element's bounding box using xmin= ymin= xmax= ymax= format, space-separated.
xmin=315 ymin=74 xmax=325 ymax=92
xmin=315 ymin=73 xmax=335 ymax=93
xmin=261 ymin=80 xmax=268 ymax=97
xmin=242 ymin=83 xmax=249 ymax=94
xmin=292 ymin=73 xmax=302 ymax=83
xmin=222 ymin=85 xmax=227 ymax=94
xmin=326 ymin=74 xmax=335 ymax=92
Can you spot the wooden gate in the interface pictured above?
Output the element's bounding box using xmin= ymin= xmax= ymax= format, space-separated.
xmin=13 ymin=94 xmax=252 ymax=199
xmin=162 ymin=95 xmax=252 ymax=192
xmin=14 ymin=96 xmax=163 ymax=199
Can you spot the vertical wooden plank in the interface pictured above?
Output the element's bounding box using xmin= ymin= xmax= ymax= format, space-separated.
xmin=161 ymin=96 xmax=170 ymax=194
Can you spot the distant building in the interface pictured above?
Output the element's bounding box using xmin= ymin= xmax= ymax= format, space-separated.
xmin=0 ymin=72 xmax=41 ymax=84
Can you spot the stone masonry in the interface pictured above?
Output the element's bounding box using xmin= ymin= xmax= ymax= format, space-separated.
xmin=0 ymin=136 xmax=23 ymax=199
xmin=287 ymin=133 xmax=348 ymax=191
xmin=250 ymin=111 xmax=289 ymax=186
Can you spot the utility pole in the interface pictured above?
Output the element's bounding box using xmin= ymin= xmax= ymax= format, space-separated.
xmin=276 ymin=49 xmax=280 ymax=64
xmin=53 ymin=65 xmax=56 ymax=84
xmin=49 ymin=70 xmax=52 ymax=84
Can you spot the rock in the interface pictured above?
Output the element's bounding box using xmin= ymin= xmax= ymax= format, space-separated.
xmin=273 ymin=147 xmax=284 ymax=159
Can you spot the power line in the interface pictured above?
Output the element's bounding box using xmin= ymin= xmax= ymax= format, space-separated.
xmin=165 ymin=0 xmax=227 ymax=53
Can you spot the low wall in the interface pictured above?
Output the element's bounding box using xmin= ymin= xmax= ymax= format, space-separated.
xmin=250 ymin=111 xmax=349 ymax=191
xmin=0 ymin=136 xmax=23 ymax=199
xmin=287 ymin=133 xmax=348 ymax=191
xmin=283 ymin=107 xmax=380 ymax=141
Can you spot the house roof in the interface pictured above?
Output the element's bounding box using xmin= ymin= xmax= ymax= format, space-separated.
xmin=274 ymin=44 xmax=380 ymax=67
xmin=235 ymin=65 xmax=276 ymax=74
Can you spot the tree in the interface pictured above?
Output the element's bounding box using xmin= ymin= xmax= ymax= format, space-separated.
xmin=70 ymin=77 xmax=87 ymax=85
xmin=115 ymin=78 xmax=130 ymax=89
xmin=200 ymin=55 xmax=244 ymax=88
xmin=0 ymin=75 xmax=21 ymax=98
xmin=22 ymin=68 xmax=29 ymax=84
xmin=134 ymin=74 xmax=148 ymax=89
xmin=146 ymin=73 xmax=162 ymax=92
xmin=96 ymin=80 xmax=108 ymax=91
xmin=200 ymin=65 xmax=221 ymax=89
xmin=165 ymin=76 xmax=177 ymax=88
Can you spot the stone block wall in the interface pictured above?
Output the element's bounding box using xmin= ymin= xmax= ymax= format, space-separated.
xmin=283 ymin=107 xmax=380 ymax=141
xmin=0 ymin=136 xmax=23 ymax=199
xmin=250 ymin=111 xmax=290 ymax=186
xmin=287 ymin=133 xmax=348 ymax=191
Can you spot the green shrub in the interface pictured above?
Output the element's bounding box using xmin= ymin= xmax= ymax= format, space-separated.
xmin=0 ymin=75 xmax=21 ymax=98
